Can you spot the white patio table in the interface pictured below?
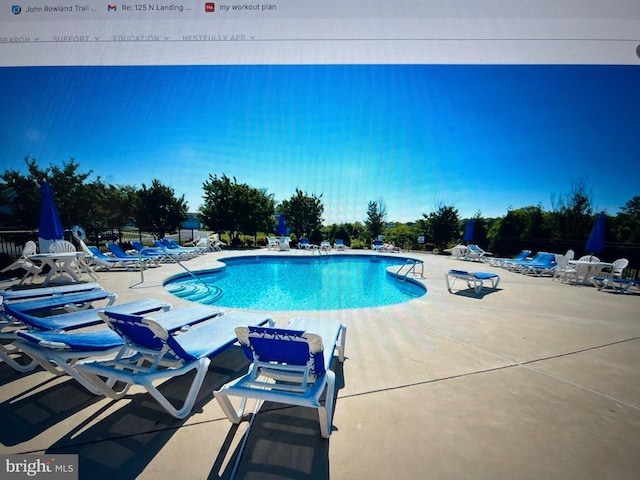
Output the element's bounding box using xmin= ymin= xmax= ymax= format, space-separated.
xmin=29 ymin=252 xmax=85 ymax=286
xmin=568 ymin=260 xmax=613 ymax=285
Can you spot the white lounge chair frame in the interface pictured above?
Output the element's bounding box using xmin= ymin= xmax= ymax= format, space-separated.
xmin=0 ymin=241 xmax=42 ymax=284
xmin=215 ymin=317 xmax=346 ymax=438
xmin=77 ymin=310 xmax=274 ymax=419
xmin=446 ymin=270 xmax=500 ymax=296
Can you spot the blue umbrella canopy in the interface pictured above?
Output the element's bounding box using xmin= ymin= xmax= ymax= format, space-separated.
xmin=585 ymin=212 xmax=606 ymax=253
xmin=39 ymin=181 xmax=64 ymax=241
xmin=275 ymin=214 xmax=289 ymax=236
xmin=463 ymin=219 xmax=474 ymax=244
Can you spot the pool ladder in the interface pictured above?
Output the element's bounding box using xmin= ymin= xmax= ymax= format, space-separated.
xmin=395 ymin=259 xmax=424 ymax=280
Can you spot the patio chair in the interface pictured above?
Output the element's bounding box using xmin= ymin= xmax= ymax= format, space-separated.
xmin=131 ymin=241 xmax=173 ymax=262
xmin=215 ymin=317 xmax=347 ymax=438
xmin=552 ymin=253 xmax=578 ymax=283
xmin=590 ymin=277 xmax=639 ymax=294
xmin=2 ymin=289 xmax=117 ymax=319
xmin=333 ymin=239 xmax=346 ymax=251
xmin=599 ymin=258 xmax=629 ymax=279
xmin=192 ymin=237 xmax=214 ymax=252
xmin=153 ymin=240 xmax=194 ymax=260
xmin=464 ymin=244 xmax=492 ymax=262
xmin=87 ymin=245 xmax=144 ymax=271
xmin=502 ymin=251 xmax=548 ymax=271
xmin=383 ymin=243 xmax=400 ymax=253
xmin=108 ymin=243 xmax=159 ymax=267
xmin=0 ymin=282 xmax=103 ymax=304
xmin=76 ymin=309 xmax=274 ymax=419
xmin=0 ymin=241 xmax=41 ymax=285
xmin=445 ymin=269 xmax=500 ymax=296
xmin=7 ymin=298 xmax=171 ymax=377
xmin=279 ymin=236 xmax=291 ymax=251
xmin=161 ymin=238 xmax=204 ymax=256
xmin=298 ymin=238 xmax=318 ymax=250
xmin=266 ymin=236 xmax=279 ymax=251
xmin=0 ymin=288 xmax=118 ymax=372
xmin=372 ymin=240 xmax=384 ymax=251
xmin=209 ymin=233 xmax=226 ymax=251
xmin=517 ymin=252 xmax=557 ymax=276
xmin=444 ymin=244 xmax=468 ymax=260
xmin=488 ymin=249 xmax=531 ymax=268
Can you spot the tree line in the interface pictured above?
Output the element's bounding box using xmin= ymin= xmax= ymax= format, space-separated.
xmin=1 ymin=159 xmax=639 ymax=262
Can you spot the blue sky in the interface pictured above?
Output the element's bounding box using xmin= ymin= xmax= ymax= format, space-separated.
xmin=1 ymin=64 xmax=638 ymax=224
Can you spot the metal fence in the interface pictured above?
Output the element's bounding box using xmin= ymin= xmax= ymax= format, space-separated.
xmin=0 ymin=227 xmax=213 ymax=267
xmin=1 ymin=227 xmax=638 ymax=280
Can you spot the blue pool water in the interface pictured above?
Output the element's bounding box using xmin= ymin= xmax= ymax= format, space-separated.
xmin=164 ymin=254 xmax=426 ymax=311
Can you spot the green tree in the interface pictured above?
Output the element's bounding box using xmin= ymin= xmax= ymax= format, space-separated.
xmin=278 ymin=189 xmax=324 ymax=239
xmin=490 ymin=205 xmax=549 ymax=255
xmin=198 ymin=174 xmax=275 ymax=238
xmin=101 ymin=184 xmax=138 ymax=227
xmin=135 ymin=179 xmax=188 ymax=238
xmin=424 ymin=203 xmax=459 ymax=251
xmin=364 ymin=199 xmax=386 ymax=241
xmin=385 ymin=223 xmax=415 ymax=250
xmin=549 ymin=178 xmax=594 ymax=243
xmin=614 ymin=196 xmax=640 ymax=244
xmin=1 ymin=158 xmax=103 ymax=229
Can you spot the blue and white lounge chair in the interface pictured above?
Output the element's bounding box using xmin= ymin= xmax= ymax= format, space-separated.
xmin=130 ymin=240 xmax=173 ymax=263
xmin=516 ymin=252 xmax=556 ymax=276
xmin=76 ymin=309 xmax=274 ymax=419
xmin=87 ymin=245 xmax=143 ymax=271
xmin=488 ymin=250 xmax=531 ymax=267
xmin=464 ymin=244 xmax=492 ymax=262
xmin=591 ymin=276 xmax=639 ymax=294
xmin=161 ymin=238 xmax=204 ymax=256
xmin=333 ymin=239 xmax=346 ymax=251
xmin=502 ymin=251 xmax=548 ymax=271
xmin=2 ymin=288 xmax=117 ymax=318
xmin=298 ymin=238 xmax=317 ymax=251
xmin=10 ymin=299 xmax=171 ymax=379
xmin=153 ymin=240 xmax=194 ymax=260
xmin=1 ymin=283 xmax=107 ymax=366
xmin=372 ymin=240 xmax=384 ymax=251
xmin=0 ymin=287 xmax=117 ymax=372
xmin=0 ymin=282 xmax=103 ymax=304
xmin=446 ymin=269 xmax=500 ymax=297
xmin=0 ymin=287 xmax=117 ymax=370
xmin=215 ymin=317 xmax=346 ymax=438
xmin=108 ymin=243 xmax=160 ymax=267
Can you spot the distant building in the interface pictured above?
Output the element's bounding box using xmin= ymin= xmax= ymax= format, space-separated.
xmin=182 ymin=213 xmax=202 ymax=229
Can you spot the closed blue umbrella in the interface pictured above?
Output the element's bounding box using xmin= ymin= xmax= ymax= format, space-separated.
xmin=38 ymin=181 xmax=64 ymax=252
xmin=275 ymin=214 xmax=289 ymax=236
xmin=463 ymin=219 xmax=474 ymax=244
xmin=585 ymin=212 xmax=606 ymax=254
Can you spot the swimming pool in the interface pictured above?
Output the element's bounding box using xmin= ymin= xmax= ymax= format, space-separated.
xmin=164 ymin=254 xmax=426 ymax=311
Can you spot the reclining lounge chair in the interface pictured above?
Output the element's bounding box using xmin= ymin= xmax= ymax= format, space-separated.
xmin=446 ymin=269 xmax=500 ymax=297
xmin=0 ymin=241 xmax=42 ymax=284
xmin=10 ymin=298 xmax=172 ymax=379
xmin=215 ymin=316 xmax=347 ymax=438
xmin=76 ymin=309 xmax=274 ymax=419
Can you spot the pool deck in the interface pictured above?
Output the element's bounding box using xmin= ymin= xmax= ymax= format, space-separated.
xmin=1 ymin=248 xmax=639 ymax=479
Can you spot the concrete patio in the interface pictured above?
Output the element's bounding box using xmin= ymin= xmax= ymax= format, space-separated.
xmin=1 ymin=249 xmax=639 ymax=479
